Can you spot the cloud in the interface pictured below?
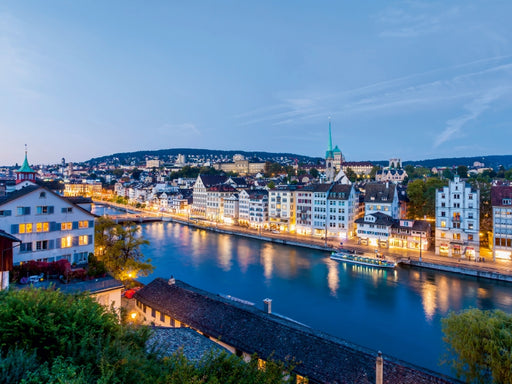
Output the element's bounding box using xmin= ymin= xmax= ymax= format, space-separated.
xmin=434 ymin=87 xmax=511 ymax=148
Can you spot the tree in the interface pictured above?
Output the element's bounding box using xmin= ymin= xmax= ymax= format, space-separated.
xmin=309 ymin=168 xmax=319 ymax=179
xmin=95 ymin=217 xmax=153 ymax=281
xmin=131 ymin=168 xmax=142 ymax=180
xmin=345 ymin=167 xmax=356 ymax=182
xmin=457 ymin=165 xmax=468 ymax=178
xmin=112 ymin=168 xmax=124 ymax=178
xmin=424 ymin=177 xmax=447 ymax=218
xmin=369 ymin=166 xmax=381 ymax=179
xmin=406 ymin=179 xmax=425 ymax=219
xmin=267 ymin=181 xmax=276 ymax=189
xmin=442 ymin=308 xmax=512 ymax=384
xmin=442 ymin=168 xmax=454 ymax=180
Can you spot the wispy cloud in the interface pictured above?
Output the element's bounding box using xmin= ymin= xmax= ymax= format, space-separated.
xmin=434 ymin=87 xmax=511 ymax=148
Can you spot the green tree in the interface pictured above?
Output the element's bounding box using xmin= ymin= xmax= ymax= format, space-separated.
xmin=309 ymin=168 xmax=319 ymax=179
xmin=369 ymin=166 xmax=381 ymax=179
xmin=267 ymin=181 xmax=276 ymax=189
xmin=345 ymin=167 xmax=356 ymax=182
xmin=112 ymin=168 xmax=124 ymax=178
xmin=424 ymin=177 xmax=447 ymax=218
xmin=95 ymin=217 xmax=153 ymax=281
xmin=131 ymin=168 xmax=142 ymax=180
xmin=457 ymin=165 xmax=468 ymax=178
xmin=442 ymin=308 xmax=512 ymax=384
xmin=442 ymin=168 xmax=454 ymax=180
xmin=406 ymin=179 xmax=425 ymax=219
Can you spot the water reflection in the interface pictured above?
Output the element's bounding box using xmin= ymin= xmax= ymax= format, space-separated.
xmin=91 ymin=211 xmax=512 ymax=375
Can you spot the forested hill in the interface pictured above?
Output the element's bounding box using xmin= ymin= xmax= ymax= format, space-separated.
xmin=402 ymin=155 xmax=512 ymax=170
xmin=86 ymin=148 xmax=322 ymax=165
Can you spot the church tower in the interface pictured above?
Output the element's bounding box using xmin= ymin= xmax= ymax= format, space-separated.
xmin=325 ymin=119 xmax=335 ymax=182
xmin=16 ymin=146 xmax=37 ymax=185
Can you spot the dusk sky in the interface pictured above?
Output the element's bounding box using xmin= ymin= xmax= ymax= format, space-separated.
xmin=1 ymin=1 xmax=512 ymax=165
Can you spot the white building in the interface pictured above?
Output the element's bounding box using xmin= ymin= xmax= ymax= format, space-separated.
xmin=205 ymin=184 xmax=237 ymax=222
xmin=312 ymin=184 xmax=331 ymax=237
xmin=0 ymin=185 xmax=95 ymax=265
xmin=355 ymin=212 xmax=395 ymax=248
xmin=239 ymin=189 xmax=268 ymax=228
xmin=364 ymin=183 xmax=399 ymax=219
xmin=222 ymin=194 xmax=239 ymax=224
xmin=326 ymin=184 xmax=358 ymax=239
xmin=295 ymin=186 xmax=314 ymax=235
xmin=192 ymin=175 xmax=227 ymax=217
xmin=491 ymin=185 xmax=512 ymax=260
xmin=435 ymin=176 xmax=480 ymax=259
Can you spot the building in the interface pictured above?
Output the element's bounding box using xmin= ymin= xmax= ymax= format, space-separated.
xmin=326 ymin=184 xmax=358 ymax=239
xmin=0 ymin=185 xmax=95 ymax=265
xmin=0 ymin=230 xmax=21 ymax=290
xmin=15 ymin=149 xmax=37 ymax=185
xmin=238 ymin=189 xmax=268 ymax=228
xmin=192 ymin=175 xmax=228 ymax=217
xmin=341 ymin=161 xmax=374 ymax=178
xmin=364 ymin=182 xmax=399 ymax=219
xmin=213 ymin=155 xmax=265 ymax=176
xmin=222 ymin=194 xmax=239 ymax=224
xmin=435 ymin=176 xmax=480 ymax=259
xmin=268 ymin=186 xmax=296 ymax=232
xmin=205 ymin=184 xmax=237 ymax=222
xmin=491 ymin=185 xmax=512 ymax=260
xmin=375 ymin=158 xmax=408 ymax=184
xmin=355 ymin=212 xmax=395 ymax=248
xmin=64 ymin=181 xmax=102 ymax=197
xmin=295 ymin=186 xmax=314 ymax=235
xmin=312 ymin=184 xmax=332 ymax=237
xmin=324 ymin=120 xmax=343 ymax=183
xmin=133 ymin=278 xmax=457 ymax=384
xmin=390 ymin=220 xmax=431 ymax=251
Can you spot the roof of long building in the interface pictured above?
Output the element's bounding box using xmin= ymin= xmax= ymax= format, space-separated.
xmin=134 ymin=278 xmax=460 ymax=384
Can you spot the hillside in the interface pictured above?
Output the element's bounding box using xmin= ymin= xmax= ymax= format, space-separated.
xmin=86 ymin=148 xmax=323 ymax=165
xmin=401 ymin=155 xmax=512 ymax=169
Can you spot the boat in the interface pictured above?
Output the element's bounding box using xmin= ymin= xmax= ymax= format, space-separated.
xmin=330 ymin=251 xmax=396 ymax=269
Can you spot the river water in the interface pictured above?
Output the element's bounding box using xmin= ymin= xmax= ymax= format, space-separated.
xmin=93 ymin=205 xmax=512 ymax=376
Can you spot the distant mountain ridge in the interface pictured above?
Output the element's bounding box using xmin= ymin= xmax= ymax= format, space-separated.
xmin=86 ymin=148 xmax=323 ymax=165
xmin=86 ymin=148 xmax=512 ymax=170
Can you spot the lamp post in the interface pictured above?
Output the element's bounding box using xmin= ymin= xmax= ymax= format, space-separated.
xmin=419 ymin=231 xmax=423 ymax=262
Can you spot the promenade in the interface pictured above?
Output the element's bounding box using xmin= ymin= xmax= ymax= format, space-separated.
xmin=94 ymin=200 xmax=512 ymax=282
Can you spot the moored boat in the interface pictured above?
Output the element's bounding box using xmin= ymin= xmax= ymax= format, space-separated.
xmin=330 ymin=251 xmax=396 ymax=269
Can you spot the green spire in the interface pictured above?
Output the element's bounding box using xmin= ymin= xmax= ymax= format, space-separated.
xmin=325 ymin=117 xmax=334 ymax=159
xmin=17 ymin=146 xmax=36 ymax=173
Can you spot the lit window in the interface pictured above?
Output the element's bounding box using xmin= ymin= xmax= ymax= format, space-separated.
xmin=441 ymin=221 xmax=446 ymax=228
xmin=79 ymin=235 xmax=88 ymax=245
xmin=36 ymin=222 xmax=49 ymax=232
xmin=61 ymin=236 xmax=72 ymax=248
xmin=78 ymin=221 xmax=89 ymax=229
xmin=61 ymin=222 xmax=72 ymax=230
xmin=19 ymin=223 xmax=33 ymax=233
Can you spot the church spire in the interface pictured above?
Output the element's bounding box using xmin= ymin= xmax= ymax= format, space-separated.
xmin=328 ymin=116 xmax=333 ymax=153
xmin=16 ymin=145 xmax=37 ymax=184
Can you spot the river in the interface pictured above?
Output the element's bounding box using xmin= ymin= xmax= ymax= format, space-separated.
xmin=93 ymin=205 xmax=512 ymax=376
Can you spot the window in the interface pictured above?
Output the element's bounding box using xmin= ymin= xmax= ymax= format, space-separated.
xmin=36 ymin=206 xmax=54 ymax=214
xmin=468 ymin=234 xmax=474 ymax=241
xmin=61 ymin=207 xmax=73 ymax=213
xmin=79 ymin=235 xmax=88 ymax=245
xmin=36 ymin=222 xmax=49 ymax=232
xmin=503 ymin=199 xmax=512 ymax=206
xmin=39 ymin=192 xmax=46 ymax=198
xmin=0 ymin=210 xmax=11 ymax=216
xmin=36 ymin=240 xmax=48 ymax=250
xmin=441 ymin=220 xmax=446 ymax=228
xmin=19 ymin=223 xmax=33 ymax=233
xmin=61 ymin=222 xmax=72 ymax=230
xmin=453 ymin=233 xmax=461 ymax=240
xmin=20 ymin=242 xmax=33 ymax=252
xmin=469 ymin=194 xmax=473 ymax=200
xmin=441 ymin=211 xmax=446 ymax=217
xmin=17 ymin=207 xmax=30 ymax=215
xmin=468 ymin=223 xmax=474 ymax=230
xmin=61 ymin=236 xmax=72 ymax=248
xmin=78 ymin=221 xmax=89 ymax=229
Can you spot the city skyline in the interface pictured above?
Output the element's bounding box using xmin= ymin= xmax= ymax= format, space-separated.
xmin=2 ymin=1 xmax=512 ymax=165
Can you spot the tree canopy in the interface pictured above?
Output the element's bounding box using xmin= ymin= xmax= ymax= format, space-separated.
xmin=442 ymin=308 xmax=512 ymax=384
xmin=406 ymin=177 xmax=447 ymax=219
xmin=95 ymin=217 xmax=153 ymax=281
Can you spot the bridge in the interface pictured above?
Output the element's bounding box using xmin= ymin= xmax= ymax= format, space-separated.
xmin=105 ymin=214 xmax=164 ymax=224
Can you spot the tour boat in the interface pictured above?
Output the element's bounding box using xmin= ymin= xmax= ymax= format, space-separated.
xmin=330 ymin=251 xmax=396 ymax=269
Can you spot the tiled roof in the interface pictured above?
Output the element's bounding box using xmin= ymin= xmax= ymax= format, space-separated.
xmin=207 ymin=184 xmax=237 ymax=193
xmin=199 ymin=175 xmax=228 ymax=188
xmin=355 ymin=212 xmax=396 ymax=226
xmin=0 ymin=230 xmax=21 ymax=243
xmin=0 ymin=185 xmax=40 ymax=205
xmin=312 ymin=184 xmax=331 ymax=192
xmin=134 ymin=278 xmax=459 ymax=384
xmin=491 ymin=185 xmax=512 ymax=207
xmin=328 ymin=184 xmax=352 ymax=200
xmin=364 ymin=183 xmax=396 ymax=203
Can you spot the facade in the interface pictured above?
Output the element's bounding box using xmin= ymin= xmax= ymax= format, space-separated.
xmin=435 ymin=176 xmax=480 ymax=259
xmin=375 ymin=169 xmax=408 ymax=184
xmin=268 ymin=186 xmax=296 ymax=232
xmin=326 ymin=184 xmax=358 ymax=239
xmin=239 ymin=189 xmax=268 ymax=228
xmin=312 ymin=184 xmax=332 ymax=236
xmin=390 ymin=220 xmax=431 ymax=251
xmin=355 ymin=212 xmax=395 ymax=247
xmin=0 ymin=230 xmax=21 ymax=289
xmin=364 ymin=183 xmax=399 ymax=219
xmin=491 ymin=185 xmax=512 ymax=260
xmin=341 ymin=162 xmax=374 ymax=178
xmin=295 ymin=186 xmax=314 ymax=235
xmin=0 ymin=185 xmax=95 ymax=265
xmin=64 ymin=181 xmax=102 ymax=197
xmin=192 ymin=175 xmax=228 ymax=217
xmin=213 ymin=156 xmax=265 ymax=176
xmin=222 ymin=194 xmax=239 ymax=224
xmin=205 ymin=184 xmax=237 ymax=222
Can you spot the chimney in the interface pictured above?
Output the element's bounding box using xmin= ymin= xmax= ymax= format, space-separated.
xmin=376 ymin=351 xmax=383 ymax=384
xmin=263 ymin=298 xmax=272 ymax=314
xmin=385 ymin=181 xmax=389 ymax=189
xmin=168 ymin=275 xmax=175 ymax=285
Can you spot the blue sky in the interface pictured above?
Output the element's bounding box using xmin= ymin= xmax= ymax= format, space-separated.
xmin=1 ymin=1 xmax=512 ymax=165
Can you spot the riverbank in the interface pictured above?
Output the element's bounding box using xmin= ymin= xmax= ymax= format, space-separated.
xmin=94 ymin=200 xmax=512 ymax=283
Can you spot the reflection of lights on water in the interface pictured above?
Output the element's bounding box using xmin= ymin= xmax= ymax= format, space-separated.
xmin=261 ymin=245 xmax=274 ymax=280
xmin=326 ymin=260 xmax=339 ymax=296
xmin=237 ymin=244 xmax=253 ymax=273
xmin=421 ymin=281 xmax=437 ymax=322
xmin=477 ymin=287 xmax=489 ymax=299
xmin=217 ymin=235 xmax=233 ymax=271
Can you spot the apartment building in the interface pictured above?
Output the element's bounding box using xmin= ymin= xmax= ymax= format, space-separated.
xmin=239 ymin=189 xmax=268 ymax=228
xmin=491 ymin=185 xmax=512 ymax=260
xmin=326 ymin=184 xmax=358 ymax=239
xmin=364 ymin=182 xmax=399 ymax=219
xmin=435 ymin=176 xmax=480 ymax=259
xmin=268 ymin=186 xmax=296 ymax=232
